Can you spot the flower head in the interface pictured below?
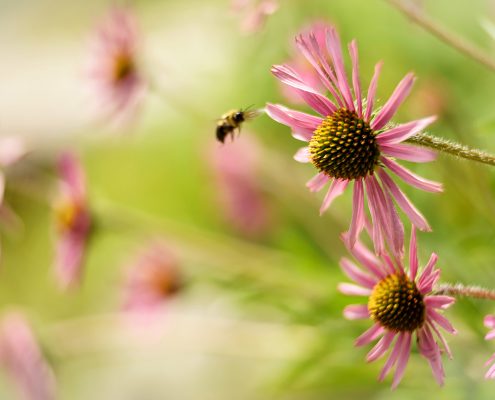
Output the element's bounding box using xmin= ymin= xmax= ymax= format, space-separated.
xmin=210 ymin=135 xmax=270 ymax=236
xmin=484 ymin=315 xmax=495 ymax=379
xmin=87 ymin=6 xmax=145 ymax=123
xmin=338 ymin=229 xmax=456 ymax=388
xmin=53 ymin=152 xmax=91 ymax=289
xmin=0 ymin=312 xmax=56 ymax=400
xmin=123 ymin=242 xmax=182 ymax=316
xmin=266 ymin=25 xmax=442 ymax=255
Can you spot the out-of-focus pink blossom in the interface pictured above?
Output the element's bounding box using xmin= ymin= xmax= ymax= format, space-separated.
xmin=231 ymin=0 xmax=279 ymax=34
xmin=53 ymin=152 xmax=91 ymax=290
xmin=87 ymin=6 xmax=146 ymax=124
xmin=0 ymin=312 xmax=56 ymax=400
xmin=210 ymin=135 xmax=270 ymax=237
xmin=123 ymin=242 xmax=182 ymax=316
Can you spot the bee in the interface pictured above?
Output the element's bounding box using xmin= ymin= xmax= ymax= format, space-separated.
xmin=216 ymin=108 xmax=260 ymax=143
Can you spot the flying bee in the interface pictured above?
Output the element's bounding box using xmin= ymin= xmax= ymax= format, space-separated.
xmin=216 ymin=108 xmax=261 ymax=143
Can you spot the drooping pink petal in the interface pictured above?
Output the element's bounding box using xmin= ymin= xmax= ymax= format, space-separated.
xmin=418 ymin=326 xmax=445 ymax=386
xmin=376 ymin=116 xmax=436 ymax=145
xmin=346 ymin=238 xmax=388 ymax=279
xmin=364 ymin=175 xmax=386 ymax=255
xmin=339 ymin=258 xmax=377 ymax=289
xmin=379 ymin=333 xmax=404 ymax=381
xmin=486 ymin=330 xmax=495 ymax=341
xmin=271 ymin=65 xmax=337 ymax=116
xmin=59 ymin=152 xmax=86 ymax=201
xmin=378 ymin=169 xmax=431 ymax=232
xmin=409 ymin=227 xmax=418 ymax=280
xmin=306 ymin=172 xmax=329 ymax=192
xmin=380 ymin=143 xmax=437 ymax=163
xmin=343 ymin=304 xmax=369 ymax=320
xmin=326 ymin=27 xmax=355 ymax=111
xmin=485 ymin=315 xmax=495 ymax=329
xmin=427 ymin=309 xmax=457 ymax=334
xmin=348 ymin=40 xmax=362 ymax=117
xmin=55 ymin=233 xmax=87 ymax=290
xmin=371 ymin=73 xmax=415 ymax=130
xmin=424 ymin=295 xmax=455 ymax=310
xmin=265 ymin=103 xmax=322 ymax=141
xmin=364 ymin=61 xmax=383 ymax=122
xmin=381 ymin=156 xmax=443 ymax=193
xmin=0 ymin=137 xmax=27 ymax=167
xmin=428 ymin=320 xmax=454 ymax=360
xmin=392 ymin=332 xmax=412 ymax=389
xmin=338 ymin=282 xmax=372 ymax=296
xmin=355 ymin=323 xmax=385 ymax=347
xmin=348 ymin=179 xmax=365 ymax=248
xmin=319 ymin=178 xmax=348 ymax=215
xmin=380 ymin=176 xmax=405 ymax=257
xmin=366 ymin=331 xmax=395 ymax=362
xmin=294 ymin=147 xmax=311 ymax=163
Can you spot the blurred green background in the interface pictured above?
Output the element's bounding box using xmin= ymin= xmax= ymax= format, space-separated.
xmin=1 ymin=0 xmax=495 ymax=398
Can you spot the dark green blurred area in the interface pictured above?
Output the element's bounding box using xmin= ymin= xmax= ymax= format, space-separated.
xmin=0 ymin=0 xmax=495 ymax=398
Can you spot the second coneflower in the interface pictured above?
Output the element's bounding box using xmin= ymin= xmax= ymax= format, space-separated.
xmin=266 ymin=25 xmax=442 ymax=254
xmin=53 ymin=153 xmax=92 ymax=290
xmin=338 ymin=229 xmax=456 ymax=388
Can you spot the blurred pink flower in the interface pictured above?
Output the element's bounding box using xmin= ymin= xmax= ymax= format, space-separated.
xmin=279 ymin=21 xmax=329 ymax=104
xmin=484 ymin=315 xmax=495 ymax=379
xmin=232 ymin=0 xmax=279 ymax=34
xmin=338 ymin=229 xmax=456 ymax=388
xmin=123 ymin=242 xmax=182 ymax=316
xmin=210 ymin=135 xmax=270 ymax=237
xmin=0 ymin=312 xmax=56 ymax=400
xmin=87 ymin=6 xmax=146 ymax=123
xmin=266 ymin=25 xmax=442 ymax=255
xmin=53 ymin=152 xmax=91 ymax=290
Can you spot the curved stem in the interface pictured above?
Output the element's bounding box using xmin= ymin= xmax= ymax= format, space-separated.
xmin=386 ymin=0 xmax=495 ymax=72
xmin=406 ymin=132 xmax=495 ymax=167
xmin=434 ymin=283 xmax=495 ymax=301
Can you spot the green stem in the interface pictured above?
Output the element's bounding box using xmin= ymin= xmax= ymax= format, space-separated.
xmin=434 ymin=283 xmax=495 ymax=301
xmin=386 ymin=0 xmax=495 ymax=73
xmin=406 ymin=132 xmax=495 ymax=167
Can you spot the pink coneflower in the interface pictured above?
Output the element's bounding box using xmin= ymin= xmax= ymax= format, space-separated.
xmin=123 ymin=242 xmax=182 ymax=316
xmin=266 ymin=25 xmax=442 ymax=255
xmin=210 ymin=135 xmax=270 ymax=237
xmin=231 ymin=0 xmax=279 ymax=34
xmin=484 ymin=315 xmax=495 ymax=379
xmin=53 ymin=152 xmax=91 ymax=289
xmin=338 ymin=229 xmax=456 ymax=388
xmin=279 ymin=21 xmax=329 ymax=105
xmin=87 ymin=6 xmax=145 ymax=123
xmin=0 ymin=312 xmax=56 ymax=400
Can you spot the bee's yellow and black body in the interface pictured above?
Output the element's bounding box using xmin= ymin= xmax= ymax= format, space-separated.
xmin=215 ymin=108 xmax=260 ymax=143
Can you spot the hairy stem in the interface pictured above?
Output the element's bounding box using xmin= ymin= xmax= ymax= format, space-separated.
xmin=386 ymin=0 xmax=495 ymax=72
xmin=406 ymin=132 xmax=495 ymax=167
xmin=434 ymin=283 xmax=495 ymax=301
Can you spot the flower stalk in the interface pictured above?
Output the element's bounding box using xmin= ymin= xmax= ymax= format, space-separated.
xmin=386 ymin=0 xmax=495 ymax=73
xmin=406 ymin=133 xmax=495 ymax=167
xmin=434 ymin=283 xmax=495 ymax=301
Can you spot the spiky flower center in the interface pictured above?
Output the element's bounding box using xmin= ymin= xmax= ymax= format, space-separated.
xmin=309 ymin=109 xmax=379 ymax=180
xmin=368 ymin=273 xmax=425 ymax=332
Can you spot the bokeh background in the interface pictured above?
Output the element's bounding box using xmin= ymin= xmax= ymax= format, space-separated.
xmin=1 ymin=0 xmax=495 ymax=398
